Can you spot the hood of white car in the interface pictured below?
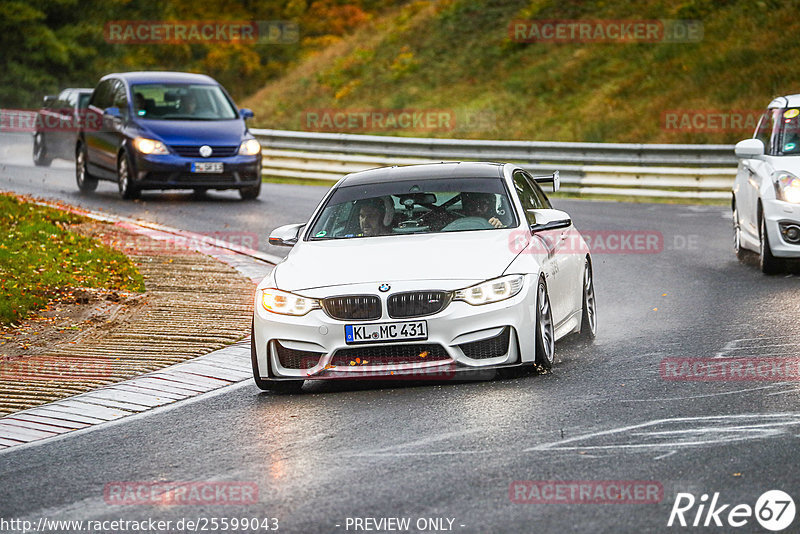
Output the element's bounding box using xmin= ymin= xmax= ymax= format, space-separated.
xmin=271 ymin=230 xmax=521 ymax=291
xmin=767 ymin=156 xmax=800 ymax=174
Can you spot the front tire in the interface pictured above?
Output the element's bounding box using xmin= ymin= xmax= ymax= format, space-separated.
xmin=239 ymin=181 xmax=261 ymax=200
xmin=117 ymin=152 xmax=140 ymax=200
xmin=577 ymin=259 xmax=597 ymax=342
xmin=759 ymin=212 xmax=781 ymax=274
xmin=75 ymin=144 xmax=98 ymax=193
xmin=534 ymin=277 xmax=555 ymax=370
xmin=250 ymin=321 xmax=304 ymax=393
xmin=33 ymin=133 xmax=52 ymax=167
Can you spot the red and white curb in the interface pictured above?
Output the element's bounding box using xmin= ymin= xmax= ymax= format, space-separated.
xmin=0 ymin=198 xmax=279 ymax=451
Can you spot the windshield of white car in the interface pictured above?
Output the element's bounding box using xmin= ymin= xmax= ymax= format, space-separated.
xmin=307 ymin=177 xmax=518 ymax=240
xmin=780 ymin=108 xmax=800 ymax=154
xmin=130 ymin=83 xmax=238 ymax=120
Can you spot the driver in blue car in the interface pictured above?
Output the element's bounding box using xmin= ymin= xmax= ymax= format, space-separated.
xmin=461 ymin=192 xmax=505 ymax=228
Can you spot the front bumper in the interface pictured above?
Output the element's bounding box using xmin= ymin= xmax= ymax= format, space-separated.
xmin=763 ymin=199 xmax=800 ymax=257
xmin=130 ymin=152 xmax=261 ymax=190
xmin=252 ymin=278 xmax=539 ymax=381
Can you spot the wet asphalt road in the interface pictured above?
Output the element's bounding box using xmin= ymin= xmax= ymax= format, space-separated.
xmin=1 ymin=133 xmax=799 ymax=533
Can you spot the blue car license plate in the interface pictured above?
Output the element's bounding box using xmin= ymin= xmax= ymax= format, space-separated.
xmin=191 ymin=162 xmax=223 ymax=173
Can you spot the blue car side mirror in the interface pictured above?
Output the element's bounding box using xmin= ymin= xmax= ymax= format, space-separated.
xmin=103 ymin=106 xmax=121 ymax=118
xmin=239 ymin=108 xmax=254 ymax=120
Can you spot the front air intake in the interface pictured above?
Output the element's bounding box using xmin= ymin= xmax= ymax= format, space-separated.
xmin=459 ymin=328 xmax=511 ymax=359
xmin=274 ymin=341 xmax=323 ymax=369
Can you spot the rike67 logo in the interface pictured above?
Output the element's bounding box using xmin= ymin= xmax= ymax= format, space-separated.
xmin=668 ymin=490 xmax=795 ymax=531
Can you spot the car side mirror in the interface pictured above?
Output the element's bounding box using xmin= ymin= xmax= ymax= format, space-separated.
xmin=527 ymin=208 xmax=572 ymax=233
xmin=43 ymin=95 xmax=57 ymax=106
xmin=268 ymin=223 xmax=305 ymax=247
xmin=240 ymin=108 xmax=254 ymax=120
xmin=103 ymin=106 xmax=121 ymax=118
xmin=735 ymin=139 xmax=764 ymax=158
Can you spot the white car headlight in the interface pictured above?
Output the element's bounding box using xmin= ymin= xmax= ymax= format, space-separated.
xmin=238 ymin=139 xmax=261 ymax=156
xmin=260 ymin=288 xmax=320 ymax=316
xmin=132 ymin=137 xmax=169 ymax=155
xmin=773 ymin=171 xmax=800 ymax=204
xmin=453 ymin=275 xmax=524 ymax=306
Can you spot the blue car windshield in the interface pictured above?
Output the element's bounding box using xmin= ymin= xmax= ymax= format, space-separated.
xmin=130 ymin=83 xmax=238 ymax=120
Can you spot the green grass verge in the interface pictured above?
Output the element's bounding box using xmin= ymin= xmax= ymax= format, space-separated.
xmin=0 ymin=194 xmax=145 ymax=325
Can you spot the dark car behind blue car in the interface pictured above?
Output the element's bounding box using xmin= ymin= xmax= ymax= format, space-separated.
xmin=76 ymin=71 xmax=262 ymax=200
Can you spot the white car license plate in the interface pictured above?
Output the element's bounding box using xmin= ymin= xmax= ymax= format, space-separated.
xmin=191 ymin=162 xmax=223 ymax=173
xmin=345 ymin=321 xmax=427 ymax=344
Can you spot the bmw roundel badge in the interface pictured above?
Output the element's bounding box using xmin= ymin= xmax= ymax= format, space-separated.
xmin=378 ymin=283 xmax=390 ymax=292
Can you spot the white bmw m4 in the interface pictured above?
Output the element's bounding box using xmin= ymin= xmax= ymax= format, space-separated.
xmin=251 ymin=162 xmax=596 ymax=392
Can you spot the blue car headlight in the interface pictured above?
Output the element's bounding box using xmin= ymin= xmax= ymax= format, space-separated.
xmin=238 ymin=139 xmax=261 ymax=156
xmin=132 ymin=137 xmax=169 ymax=155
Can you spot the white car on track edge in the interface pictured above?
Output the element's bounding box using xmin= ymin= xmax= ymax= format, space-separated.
xmin=733 ymin=94 xmax=800 ymax=273
xmin=251 ymin=162 xmax=596 ymax=392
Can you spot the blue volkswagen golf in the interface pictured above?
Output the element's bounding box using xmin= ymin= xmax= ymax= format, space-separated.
xmin=76 ymin=71 xmax=262 ymax=200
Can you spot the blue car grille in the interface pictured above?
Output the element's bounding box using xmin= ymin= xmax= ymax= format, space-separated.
xmin=170 ymin=145 xmax=238 ymax=158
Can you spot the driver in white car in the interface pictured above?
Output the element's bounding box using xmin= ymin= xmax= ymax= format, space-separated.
xmin=461 ymin=192 xmax=505 ymax=228
xmin=358 ymin=197 xmax=394 ymax=236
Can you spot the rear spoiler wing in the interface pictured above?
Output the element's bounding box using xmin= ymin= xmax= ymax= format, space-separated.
xmin=532 ymin=170 xmax=560 ymax=192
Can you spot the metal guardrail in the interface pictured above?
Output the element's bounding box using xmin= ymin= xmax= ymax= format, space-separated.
xmin=251 ymin=128 xmax=738 ymax=199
